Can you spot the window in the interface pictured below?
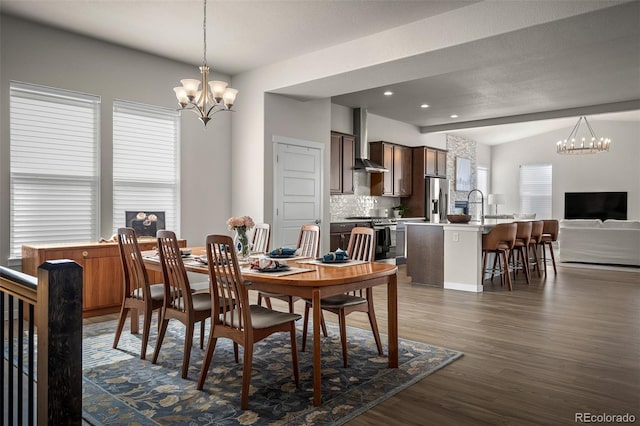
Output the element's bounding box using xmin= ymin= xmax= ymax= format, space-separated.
xmin=9 ymin=82 xmax=100 ymax=259
xmin=477 ymin=166 xmax=489 ymax=212
xmin=112 ymin=100 xmax=180 ymax=234
xmin=519 ymin=164 xmax=552 ymax=218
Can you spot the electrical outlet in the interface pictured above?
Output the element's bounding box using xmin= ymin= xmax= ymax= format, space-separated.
xmin=453 ymin=232 xmax=459 ymax=242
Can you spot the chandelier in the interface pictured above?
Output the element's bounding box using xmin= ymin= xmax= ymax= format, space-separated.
xmin=172 ymin=0 xmax=238 ymax=126
xmin=556 ymin=116 xmax=611 ymax=154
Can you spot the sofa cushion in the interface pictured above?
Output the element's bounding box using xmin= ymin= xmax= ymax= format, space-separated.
xmin=602 ymin=219 xmax=640 ymax=229
xmin=560 ymin=219 xmax=602 ymax=228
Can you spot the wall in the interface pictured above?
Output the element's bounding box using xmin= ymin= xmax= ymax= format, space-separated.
xmin=491 ymin=120 xmax=640 ymax=219
xmin=263 ymin=93 xmax=331 ymax=251
xmin=0 ymin=15 xmax=233 ymax=266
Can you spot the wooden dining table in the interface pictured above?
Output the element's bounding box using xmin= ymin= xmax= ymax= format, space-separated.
xmin=142 ymin=248 xmax=398 ymax=406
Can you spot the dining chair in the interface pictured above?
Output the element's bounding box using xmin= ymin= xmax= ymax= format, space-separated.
xmin=113 ymin=227 xmax=164 ymax=359
xmin=257 ymin=224 xmax=322 ymax=315
xmin=540 ymin=219 xmax=559 ymax=274
xmin=509 ymin=221 xmax=532 ymax=284
xmin=251 ymin=223 xmax=270 ymax=254
xmin=197 ymin=234 xmax=300 ymax=410
xmin=301 ymin=227 xmax=383 ymax=367
xmin=481 ymin=223 xmax=517 ymax=291
xmin=151 ymin=230 xmax=212 ymax=379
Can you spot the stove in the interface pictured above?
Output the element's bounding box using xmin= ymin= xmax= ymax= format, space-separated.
xmin=344 ymin=216 xmax=397 ymax=226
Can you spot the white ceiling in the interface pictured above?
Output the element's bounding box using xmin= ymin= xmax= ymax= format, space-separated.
xmin=1 ymin=0 xmax=638 ymax=145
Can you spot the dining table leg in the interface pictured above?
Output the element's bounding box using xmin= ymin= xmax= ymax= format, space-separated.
xmin=312 ymin=288 xmax=322 ymax=406
xmin=388 ymin=273 xmax=398 ymax=368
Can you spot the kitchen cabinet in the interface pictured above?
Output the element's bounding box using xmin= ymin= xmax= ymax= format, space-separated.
xmin=330 ymin=132 xmax=355 ymax=194
xmin=21 ymin=238 xmax=186 ymax=318
xmin=369 ymin=141 xmax=412 ymax=196
xmin=330 ymin=222 xmax=371 ymax=251
xmin=424 ymin=147 xmax=447 ymax=178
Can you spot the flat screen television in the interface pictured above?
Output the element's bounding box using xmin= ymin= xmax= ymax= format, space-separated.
xmin=564 ymin=192 xmax=627 ymax=221
xmin=125 ymin=211 xmax=166 ymax=237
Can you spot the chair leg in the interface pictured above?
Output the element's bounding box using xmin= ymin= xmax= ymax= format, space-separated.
xmin=367 ymin=303 xmax=384 ymax=356
xmin=541 ymin=242 xmax=548 ymax=275
xmin=182 ymin=323 xmax=195 ymax=379
xmin=234 ymin=342 xmax=239 ymax=363
xmin=197 ymin=332 xmax=218 ymax=390
xmin=548 ymin=242 xmax=557 ymax=274
xmin=338 ymin=310 xmax=348 ymax=368
xmin=289 ymin=324 xmax=300 ymax=387
xmin=200 ymin=319 xmax=206 ymax=349
xmin=531 ymin=243 xmax=541 ymax=278
xmin=151 ymin=315 xmax=169 ymax=365
xmin=320 ymin=312 xmax=328 ymax=337
xmin=241 ymin=341 xmax=254 ymax=410
xmin=481 ymin=251 xmax=488 ymax=284
xmin=157 ymin=309 xmax=162 ymax=331
xmin=502 ymin=250 xmax=512 ymax=291
xmin=520 ymin=248 xmax=530 ymax=284
xmin=140 ymin=307 xmax=153 ymax=359
xmin=301 ymin=303 xmax=310 ymax=352
xmin=257 ymin=293 xmax=264 ymax=307
xmin=491 ymin=252 xmax=498 ymax=281
xmin=264 ymin=297 xmax=273 ymax=309
xmin=287 ymin=296 xmax=295 ymax=314
xmin=112 ymin=306 xmax=129 ymax=350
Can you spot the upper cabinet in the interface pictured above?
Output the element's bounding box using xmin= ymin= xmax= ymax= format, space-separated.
xmin=421 ymin=147 xmax=447 ymax=178
xmin=330 ymin=131 xmax=355 ymax=195
xmin=369 ymin=141 xmax=412 ymax=197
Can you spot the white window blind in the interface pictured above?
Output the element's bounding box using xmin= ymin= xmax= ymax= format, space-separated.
xmin=112 ymin=100 xmax=180 ymax=234
xmin=519 ymin=164 xmax=552 ymax=219
xmin=9 ymin=82 xmax=100 ymax=259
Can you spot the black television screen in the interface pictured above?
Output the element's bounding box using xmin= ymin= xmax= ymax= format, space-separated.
xmin=125 ymin=211 xmax=166 ymax=237
xmin=564 ymin=192 xmax=627 ymax=221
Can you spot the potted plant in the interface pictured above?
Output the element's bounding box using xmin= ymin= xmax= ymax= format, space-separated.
xmin=392 ymin=204 xmax=410 ymax=218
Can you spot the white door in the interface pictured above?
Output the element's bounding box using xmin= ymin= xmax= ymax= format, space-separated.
xmin=273 ymin=136 xmax=323 ymax=249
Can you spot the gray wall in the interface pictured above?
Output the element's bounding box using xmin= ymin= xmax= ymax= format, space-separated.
xmin=0 ymin=14 xmax=233 ymax=266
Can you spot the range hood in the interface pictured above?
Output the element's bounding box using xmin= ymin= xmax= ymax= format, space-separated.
xmin=353 ymin=108 xmax=389 ymax=173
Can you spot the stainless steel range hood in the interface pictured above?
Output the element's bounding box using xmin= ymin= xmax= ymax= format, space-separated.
xmin=353 ymin=108 xmax=389 ymax=173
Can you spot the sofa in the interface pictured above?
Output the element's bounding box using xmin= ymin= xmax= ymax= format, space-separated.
xmin=558 ymin=219 xmax=640 ymax=266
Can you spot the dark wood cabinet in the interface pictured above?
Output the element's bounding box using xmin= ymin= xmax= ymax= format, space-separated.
xmin=370 ymin=141 xmax=412 ymax=196
xmin=424 ymin=147 xmax=447 ymax=178
xmin=330 ymin=132 xmax=355 ymax=195
xmin=329 ymin=222 xmax=371 ymax=251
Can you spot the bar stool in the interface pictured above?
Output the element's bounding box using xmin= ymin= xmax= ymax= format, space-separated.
xmin=528 ymin=221 xmax=544 ymax=278
xmin=482 ymin=223 xmax=517 ymax=291
xmin=541 ymin=219 xmax=559 ymax=274
xmin=510 ymin=221 xmax=532 ymax=284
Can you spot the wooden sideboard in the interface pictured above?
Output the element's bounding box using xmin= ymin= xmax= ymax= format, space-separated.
xmin=22 ymin=238 xmax=186 ymax=318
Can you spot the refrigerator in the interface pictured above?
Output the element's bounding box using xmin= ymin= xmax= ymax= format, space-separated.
xmin=425 ymin=177 xmax=449 ymax=222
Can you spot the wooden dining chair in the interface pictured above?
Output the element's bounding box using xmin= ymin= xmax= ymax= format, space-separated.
xmin=301 ymin=227 xmax=383 ymax=367
xmin=257 ymin=223 xmax=322 ymax=314
xmin=151 ymin=230 xmax=212 ymax=379
xmin=113 ymin=227 xmax=164 ymax=359
xmin=251 ymin=223 xmax=270 ymax=254
xmin=197 ymin=234 xmax=300 ymax=410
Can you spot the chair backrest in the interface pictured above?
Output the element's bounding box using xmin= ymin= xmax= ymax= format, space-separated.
xmin=530 ymin=220 xmax=544 ymax=243
xmin=483 ymin=223 xmax=517 ymax=251
xmin=157 ymin=230 xmax=192 ymax=313
xmin=206 ymin=234 xmax=250 ymax=331
xmin=297 ymin=224 xmax=320 ymax=257
xmin=542 ymin=219 xmax=559 ymax=240
xmin=514 ymin=221 xmax=533 ymax=246
xmin=117 ymin=227 xmax=150 ymax=299
xmin=251 ymin=223 xmax=270 ymax=253
xmin=347 ymin=227 xmax=375 ymax=261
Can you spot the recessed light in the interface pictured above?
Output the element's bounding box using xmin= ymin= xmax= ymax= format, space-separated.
xmin=384 ymin=91 xmax=393 ymax=96
xmin=450 ymin=114 xmax=458 ymax=118
xmin=421 ymin=104 xmax=430 ymax=108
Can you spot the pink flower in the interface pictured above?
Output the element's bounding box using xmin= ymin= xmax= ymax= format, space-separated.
xmin=227 ymin=215 xmax=255 ymax=231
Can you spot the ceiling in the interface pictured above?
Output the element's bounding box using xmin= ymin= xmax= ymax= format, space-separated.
xmin=1 ymin=0 xmax=639 ymax=144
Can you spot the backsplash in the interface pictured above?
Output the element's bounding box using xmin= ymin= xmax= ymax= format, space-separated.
xmin=446 ymin=134 xmax=479 ymax=218
xmin=330 ymin=172 xmax=399 ymax=220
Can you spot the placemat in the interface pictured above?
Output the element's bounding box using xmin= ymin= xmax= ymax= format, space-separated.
xmin=296 ymin=259 xmax=369 ymax=267
xmin=241 ymin=266 xmax=310 ymax=277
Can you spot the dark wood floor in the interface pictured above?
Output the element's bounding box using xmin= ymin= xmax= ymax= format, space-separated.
xmin=89 ymin=263 xmax=640 ymax=425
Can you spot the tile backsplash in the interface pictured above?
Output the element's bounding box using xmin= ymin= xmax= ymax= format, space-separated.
xmin=330 ymin=172 xmax=399 ymax=220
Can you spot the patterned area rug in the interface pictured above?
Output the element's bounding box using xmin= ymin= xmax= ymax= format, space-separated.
xmin=81 ymin=319 xmax=462 ymax=425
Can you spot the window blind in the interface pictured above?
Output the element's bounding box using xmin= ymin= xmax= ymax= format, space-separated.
xmin=9 ymin=82 xmax=101 ymax=259
xmin=519 ymin=164 xmax=552 ymax=219
xmin=112 ymin=100 xmax=180 ymax=234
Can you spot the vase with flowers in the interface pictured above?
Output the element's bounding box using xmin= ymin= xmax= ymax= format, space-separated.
xmin=226 ymin=215 xmax=255 ymax=260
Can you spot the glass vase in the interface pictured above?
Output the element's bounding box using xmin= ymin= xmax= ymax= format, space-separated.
xmin=234 ymin=228 xmax=250 ymax=260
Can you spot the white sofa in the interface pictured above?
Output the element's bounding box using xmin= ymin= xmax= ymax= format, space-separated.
xmin=558 ymin=219 xmax=640 ymax=266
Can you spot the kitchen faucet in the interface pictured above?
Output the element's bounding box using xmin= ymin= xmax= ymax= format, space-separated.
xmin=467 ymin=189 xmax=484 ymax=223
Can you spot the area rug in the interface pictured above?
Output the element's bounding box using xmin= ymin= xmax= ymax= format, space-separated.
xmin=80 ymin=319 xmax=462 ymax=425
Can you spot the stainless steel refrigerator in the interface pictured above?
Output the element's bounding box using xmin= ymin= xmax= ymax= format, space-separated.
xmin=425 ymin=177 xmax=449 ymax=222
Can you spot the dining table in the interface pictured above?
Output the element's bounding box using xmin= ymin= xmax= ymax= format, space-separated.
xmin=142 ymin=248 xmax=398 ymax=406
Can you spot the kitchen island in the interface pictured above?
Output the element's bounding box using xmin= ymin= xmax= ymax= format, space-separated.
xmin=406 ymin=221 xmax=504 ymax=292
